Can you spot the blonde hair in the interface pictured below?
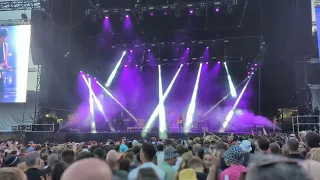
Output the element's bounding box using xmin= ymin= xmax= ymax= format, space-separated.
xmin=176 ymin=152 xmax=194 ymax=180
xmin=0 ymin=167 xmax=26 ymax=180
xmin=308 ymin=148 xmax=320 ymax=162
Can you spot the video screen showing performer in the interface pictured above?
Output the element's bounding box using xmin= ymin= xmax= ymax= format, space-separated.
xmin=0 ymin=25 xmax=31 ymax=103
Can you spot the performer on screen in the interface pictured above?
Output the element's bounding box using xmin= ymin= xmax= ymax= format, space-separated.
xmin=177 ymin=111 xmax=184 ymax=132
xmin=0 ymin=28 xmax=8 ymax=102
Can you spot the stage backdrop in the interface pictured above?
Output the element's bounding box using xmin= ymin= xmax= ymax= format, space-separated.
xmin=1 ymin=25 xmax=31 ymax=103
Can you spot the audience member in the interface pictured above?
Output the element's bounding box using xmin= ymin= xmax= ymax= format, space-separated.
xmin=220 ymin=145 xmax=247 ymax=180
xmin=269 ymin=142 xmax=281 ymax=154
xmin=305 ymin=132 xmax=320 ymax=149
xmin=93 ymin=148 xmax=105 ymax=160
xmin=119 ymin=157 xmax=131 ymax=172
xmin=106 ymin=150 xmax=128 ymax=179
xmin=246 ymin=154 xmax=311 ymax=180
xmin=258 ymin=137 xmax=270 ymax=153
xmin=287 ymin=138 xmax=305 ymax=159
xmin=172 ymin=144 xmax=185 ymax=172
xmin=0 ymin=167 xmax=27 ymax=180
xmin=51 ymin=161 xmax=68 ymax=180
xmin=4 ymin=155 xmax=20 ymax=167
xmin=24 ymin=152 xmax=45 ymax=180
xmin=137 ymin=168 xmax=159 ymax=180
xmin=156 ymin=144 xmax=164 ymax=165
xmin=76 ymin=151 xmax=94 ymax=161
xmin=188 ymin=157 xmax=207 ymax=180
xmin=128 ymin=143 xmax=165 ymax=180
xmin=158 ymin=146 xmax=178 ymax=180
xmin=61 ymin=158 xmax=112 ymax=180
xmin=61 ymin=150 xmax=75 ymax=165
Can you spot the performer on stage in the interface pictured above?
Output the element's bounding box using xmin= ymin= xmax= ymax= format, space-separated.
xmin=177 ymin=112 xmax=184 ymax=132
xmin=0 ymin=28 xmax=8 ymax=102
xmin=115 ymin=112 xmax=125 ymax=132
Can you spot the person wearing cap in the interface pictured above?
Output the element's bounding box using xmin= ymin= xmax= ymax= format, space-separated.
xmin=158 ymin=146 xmax=178 ymax=180
xmin=0 ymin=28 xmax=9 ymax=102
xmin=220 ymin=146 xmax=247 ymax=180
xmin=4 ymin=155 xmax=20 ymax=167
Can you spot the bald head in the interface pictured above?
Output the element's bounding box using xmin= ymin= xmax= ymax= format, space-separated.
xmin=61 ymin=158 xmax=112 ymax=180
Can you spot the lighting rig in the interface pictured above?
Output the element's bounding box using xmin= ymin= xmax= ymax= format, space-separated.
xmin=85 ymin=0 xmax=238 ymax=16
xmin=0 ymin=0 xmax=43 ymax=11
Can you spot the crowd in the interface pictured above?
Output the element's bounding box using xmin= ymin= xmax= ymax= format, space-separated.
xmin=0 ymin=130 xmax=320 ymax=180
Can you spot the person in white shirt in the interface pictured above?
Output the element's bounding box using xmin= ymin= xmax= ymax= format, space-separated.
xmin=128 ymin=143 xmax=165 ymax=180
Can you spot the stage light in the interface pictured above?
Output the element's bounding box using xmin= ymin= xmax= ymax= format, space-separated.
xmin=224 ymin=62 xmax=237 ymax=98
xmin=158 ymin=65 xmax=167 ymax=138
xmin=105 ymin=16 xmax=109 ymax=19
xmin=251 ymin=68 xmax=254 ymax=70
xmin=189 ymin=10 xmax=194 ymax=14
xmin=187 ymin=48 xmax=190 ymax=50
xmin=218 ymin=61 xmax=221 ymax=64
xmin=255 ymin=63 xmax=258 ymax=66
xmin=126 ymin=15 xmax=129 ymax=18
xmin=206 ymin=47 xmax=209 ymax=49
xmin=97 ymin=81 xmax=138 ymax=123
xmin=125 ymin=65 xmax=128 ymax=67
xmin=80 ymin=71 xmax=83 ymax=73
xmin=187 ymin=63 xmax=189 ymax=65
xmin=203 ymin=78 xmax=249 ymax=117
xmin=142 ymin=65 xmax=183 ymax=137
xmin=130 ymin=50 xmax=133 ymax=53
xmin=148 ymin=49 xmax=151 ymax=52
xmin=87 ymin=74 xmax=90 ymax=76
xmin=164 ymin=11 xmax=168 ymax=16
xmin=175 ymin=10 xmax=181 ymax=18
xmin=215 ymin=8 xmax=219 ymax=12
xmin=185 ymin=64 xmax=203 ymax=133
xmin=135 ymin=64 xmax=138 ymax=67
xmin=206 ymin=62 xmax=209 ymax=64
xmin=195 ymin=9 xmax=202 ymax=17
xmin=219 ymin=76 xmax=252 ymax=132
xmin=105 ymin=51 xmax=127 ymax=87
xmin=150 ymin=12 xmax=154 ymax=16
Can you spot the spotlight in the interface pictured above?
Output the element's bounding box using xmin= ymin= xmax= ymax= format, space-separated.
xmin=251 ymin=68 xmax=254 ymax=70
xmin=206 ymin=62 xmax=209 ymax=64
xmin=164 ymin=11 xmax=168 ymax=16
xmin=195 ymin=9 xmax=202 ymax=17
xmin=80 ymin=71 xmax=83 ymax=73
xmin=150 ymin=12 xmax=154 ymax=16
xmin=87 ymin=74 xmax=90 ymax=76
xmin=187 ymin=63 xmax=189 ymax=65
xmin=175 ymin=10 xmax=181 ymax=18
xmin=206 ymin=47 xmax=209 ymax=49
xmin=105 ymin=16 xmax=109 ymax=19
xmin=21 ymin=13 xmax=28 ymax=22
xmin=187 ymin=48 xmax=190 ymax=50
xmin=126 ymin=15 xmax=129 ymax=18
xmin=148 ymin=49 xmax=151 ymax=52
xmin=215 ymin=8 xmax=219 ymax=12
xmin=130 ymin=50 xmax=133 ymax=53
xmin=189 ymin=10 xmax=194 ymax=14
xmin=135 ymin=65 xmax=138 ymax=67
xmin=255 ymin=64 xmax=258 ymax=66
xmin=218 ymin=61 xmax=221 ymax=64
xmin=125 ymin=65 xmax=128 ymax=67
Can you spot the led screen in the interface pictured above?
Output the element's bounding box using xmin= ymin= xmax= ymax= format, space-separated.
xmin=0 ymin=25 xmax=31 ymax=103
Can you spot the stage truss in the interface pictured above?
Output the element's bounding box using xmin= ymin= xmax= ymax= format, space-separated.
xmin=0 ymin=0 xmax=42 ymax=11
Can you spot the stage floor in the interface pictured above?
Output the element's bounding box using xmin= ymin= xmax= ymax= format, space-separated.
xmin=0 ymin=131 xmax=254 ymax=144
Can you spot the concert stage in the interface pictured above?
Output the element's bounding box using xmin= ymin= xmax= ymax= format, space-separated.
xmin=0 ymin=131 xmax=251 ymax=144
